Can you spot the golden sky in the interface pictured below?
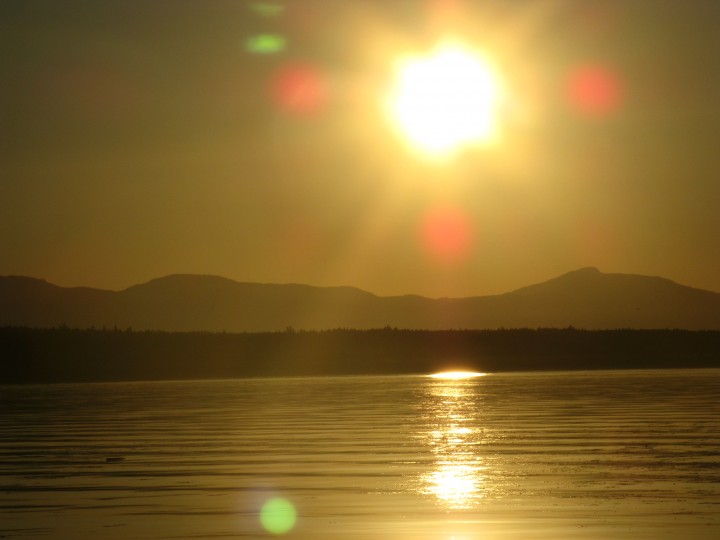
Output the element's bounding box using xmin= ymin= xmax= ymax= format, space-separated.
xmin=2 ymin=0 xmax=719 ymax=297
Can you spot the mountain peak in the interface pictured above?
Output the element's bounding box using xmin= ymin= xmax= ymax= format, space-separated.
xmin=572 ymin=266 xmax=601 ymax=274
xmin=510 ymin=267 xmax=604 ymax=295
xmin=507 ymin=267 xmax=693 ymax=298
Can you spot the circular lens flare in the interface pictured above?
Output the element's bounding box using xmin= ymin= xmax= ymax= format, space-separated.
xmin=272 ymin=63 xmax=327 ymax=116
xmin=421 ymin=207 xmax=474 ymax=264
xmin=567 ymin=64 xmax=623 ymax=118
xmin=260 ymin=497 xmax=296 ymax=535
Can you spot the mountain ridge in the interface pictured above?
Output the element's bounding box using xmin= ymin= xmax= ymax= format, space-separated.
xmin=1 ymin=269 xmax=719 ymax=331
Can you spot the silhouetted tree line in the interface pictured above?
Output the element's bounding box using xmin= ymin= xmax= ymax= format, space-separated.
xmin=1 ymin=325 xmax=719 ymax=384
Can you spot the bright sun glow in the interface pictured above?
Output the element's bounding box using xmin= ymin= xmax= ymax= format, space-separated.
xmin=388 ymin=42 xmax=502 ymax=157
xmin=429 ymin=371 xmax=487 ymax=379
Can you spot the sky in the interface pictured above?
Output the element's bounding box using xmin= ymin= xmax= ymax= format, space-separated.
xmin=2 ymin=0 xmax=720 ymax=298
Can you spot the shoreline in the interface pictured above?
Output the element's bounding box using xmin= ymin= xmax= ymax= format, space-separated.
xmin=2 ymin=326 xmax=720 ymax=384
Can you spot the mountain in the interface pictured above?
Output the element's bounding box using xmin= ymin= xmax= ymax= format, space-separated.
xmin=1 ymin=268 xmax=719 ymax=331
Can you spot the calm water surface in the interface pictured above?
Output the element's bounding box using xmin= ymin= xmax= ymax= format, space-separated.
xmin=1 ymin=369 xmax=719 ymax=539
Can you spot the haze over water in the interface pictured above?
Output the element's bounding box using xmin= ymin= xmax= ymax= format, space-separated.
xmin=2 ymin=369 xmax=719 ymax=539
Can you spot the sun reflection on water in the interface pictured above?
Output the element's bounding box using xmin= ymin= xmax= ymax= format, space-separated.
xmin=420 ymin=376 xmax=488 ymax=509
xmin=429 ymin=371 xmax=487 ymax=379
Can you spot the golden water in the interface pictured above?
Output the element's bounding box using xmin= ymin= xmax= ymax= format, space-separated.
xmin=1 ymin=369 xmax=719 ymax=539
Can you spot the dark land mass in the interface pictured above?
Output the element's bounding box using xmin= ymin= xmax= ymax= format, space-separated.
xmin=2 ymin=267 xmax=720 ymax=332
xmin=2 ymin=326 xmax=719 ymax=384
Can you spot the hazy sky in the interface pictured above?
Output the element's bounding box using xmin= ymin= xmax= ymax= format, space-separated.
xmin=3 ymin=0 xmax=720 ymax=298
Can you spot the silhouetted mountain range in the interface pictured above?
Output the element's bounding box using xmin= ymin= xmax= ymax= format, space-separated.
xmin=2 ymin=268 xmax=719 ymax=331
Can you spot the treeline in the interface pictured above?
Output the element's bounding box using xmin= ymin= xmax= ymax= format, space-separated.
xmin=1 ymin=326 xmax=719 ymax=384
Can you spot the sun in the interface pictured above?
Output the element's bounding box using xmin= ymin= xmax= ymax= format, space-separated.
xmin=387 ymin=41 xmax=503 ymax=157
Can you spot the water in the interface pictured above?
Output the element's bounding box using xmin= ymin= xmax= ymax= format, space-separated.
xmin=1 ymin=369 xmax=719 ymax=539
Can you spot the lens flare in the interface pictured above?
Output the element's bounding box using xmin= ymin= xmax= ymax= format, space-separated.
xmin=260 ymin=497 xmax=296 ymax=535
xmin=249 ymin=2 xmax=285 ymax=17
xmin=567 ymin=64 xmax=623 ymax=118
xmin=246 ymin=34 xmax=286 ymax=55
xmin=271 ymin=63 xmax=328 ymax=116
xmin=420 ymin=207 xmax=473 ymax=264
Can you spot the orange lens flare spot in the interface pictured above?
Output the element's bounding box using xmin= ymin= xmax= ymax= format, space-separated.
xmin=420 ymin=208 xmax=473 ymax=264
xmin=271 ymin=63 xmax=328 ymax=116
xmin=567 ymin=64 xmax=623 ymax=118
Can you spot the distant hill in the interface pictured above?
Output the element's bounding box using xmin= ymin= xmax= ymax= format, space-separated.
xmin=1 ymin=268 xmax=719 ymax=331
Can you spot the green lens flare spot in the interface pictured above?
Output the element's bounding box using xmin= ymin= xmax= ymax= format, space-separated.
xmin=260 ymin=498 xmax=296 ymax=535
xmin=246 ymin=34 xmax=286 ymax=54
xmin=249 ymin=3 xmax=285 ymax=17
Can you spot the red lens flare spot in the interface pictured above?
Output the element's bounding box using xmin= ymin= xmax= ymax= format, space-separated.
xmin=271 ymin=63 xmax=328 ymax=116
xmin=421 ymin=207 xmax=473 ymax=264
xmin=567 ymin=64 xmax=623 ymax=118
